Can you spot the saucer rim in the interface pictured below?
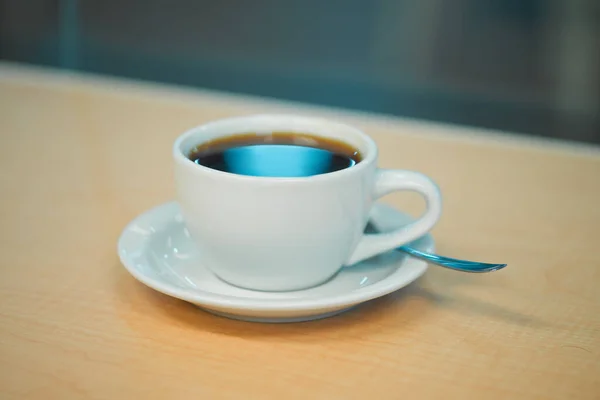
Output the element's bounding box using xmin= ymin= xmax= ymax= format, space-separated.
xmin=118 ymin=201 xmax=433 ymax=312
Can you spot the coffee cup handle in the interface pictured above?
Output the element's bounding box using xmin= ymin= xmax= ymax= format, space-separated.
xmin=345 ymin=169 xmax=442 ymax=266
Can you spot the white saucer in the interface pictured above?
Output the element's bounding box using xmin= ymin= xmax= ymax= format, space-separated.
xmin=118 ymin=202 xmax=434 ymax=323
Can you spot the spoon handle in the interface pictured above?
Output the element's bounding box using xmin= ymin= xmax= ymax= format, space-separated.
xmin=398 ymin=246 xmax=507 ymax=273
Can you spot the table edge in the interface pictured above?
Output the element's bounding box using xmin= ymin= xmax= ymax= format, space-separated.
xmin=1 ymin=61 xmax=598 ymax=159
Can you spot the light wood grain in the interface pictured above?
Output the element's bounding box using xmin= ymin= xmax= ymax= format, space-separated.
xmin=1 ymin=63 xmax=599 ymax=400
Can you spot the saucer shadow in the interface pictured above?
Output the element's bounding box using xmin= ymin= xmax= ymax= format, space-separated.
xmin=114 ymin=259 xmax=550 ymax=340
xmin=415 ymin=270 xmax=553 ymax=329
xmin=113 ymin=260 xmax=433 ymax=339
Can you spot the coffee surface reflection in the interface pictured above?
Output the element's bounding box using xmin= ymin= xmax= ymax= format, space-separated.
xmin=188 ymin=133 xmax=362 ymax=177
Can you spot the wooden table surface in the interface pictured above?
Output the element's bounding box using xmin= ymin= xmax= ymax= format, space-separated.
xmin=1 ymin=63 xmax=599 ymax=399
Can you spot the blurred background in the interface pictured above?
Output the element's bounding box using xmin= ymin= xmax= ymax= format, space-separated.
xmin=1 ymin=0 xmax=599 ymax=143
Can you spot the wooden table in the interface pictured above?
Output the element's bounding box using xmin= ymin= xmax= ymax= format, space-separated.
xmin=1 ymin=62 xmax=599 ymax=399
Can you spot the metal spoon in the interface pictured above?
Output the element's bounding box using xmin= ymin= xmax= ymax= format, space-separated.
xmin=365 ymin=222 xmax=507 ymax=273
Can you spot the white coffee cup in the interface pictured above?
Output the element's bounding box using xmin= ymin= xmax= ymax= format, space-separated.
xmin=173 ymin=114 xmax=442 ymax=291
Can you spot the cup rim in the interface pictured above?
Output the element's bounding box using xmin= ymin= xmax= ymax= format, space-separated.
xmin=172 ymin=114 xmax=378 ymax=183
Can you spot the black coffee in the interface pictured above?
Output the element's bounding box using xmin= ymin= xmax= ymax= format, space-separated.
xmin=188 ymin=132 xmax=362 ymax=177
